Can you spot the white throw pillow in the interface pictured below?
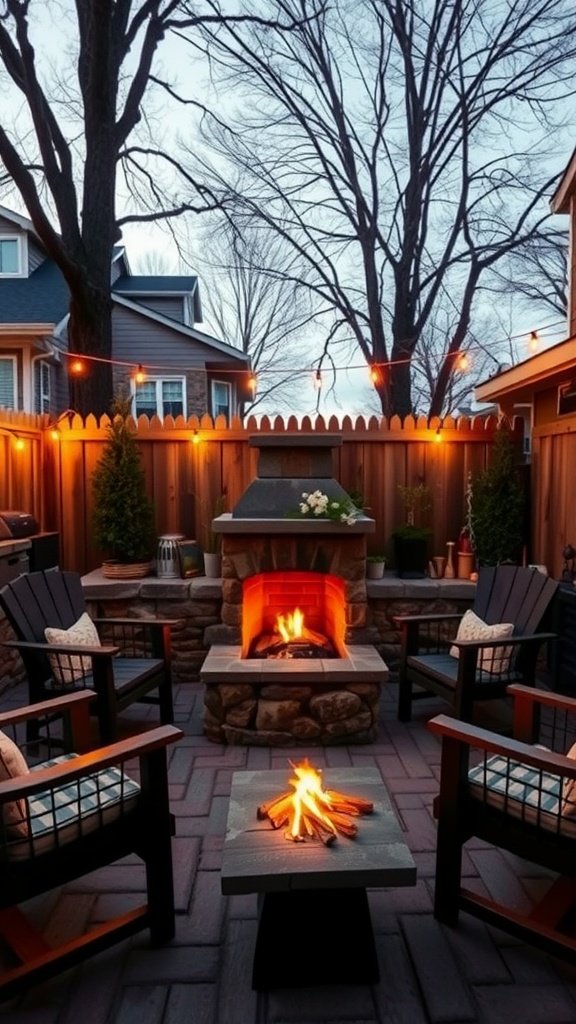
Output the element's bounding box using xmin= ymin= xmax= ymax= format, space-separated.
xmin=0 ymin=730 xmax=29 ymax=837
xmin=561 ymin=742 xmax=576 ymax=817
xmin=45 ymin=611 xmax=101 ymax=687
xmin=449 ymin=608 xmax=514 ymax=675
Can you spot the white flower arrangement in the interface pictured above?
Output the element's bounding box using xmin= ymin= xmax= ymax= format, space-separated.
xmin=297 ymin=490 xmax=360 ymax=526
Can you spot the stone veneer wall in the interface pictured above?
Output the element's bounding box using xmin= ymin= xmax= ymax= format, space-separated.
xmin=0 ymin=574 xmax=476 ymax=695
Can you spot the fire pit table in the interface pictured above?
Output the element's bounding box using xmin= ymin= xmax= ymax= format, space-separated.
xmin=221 ymin=766 xmax=417 ymax=989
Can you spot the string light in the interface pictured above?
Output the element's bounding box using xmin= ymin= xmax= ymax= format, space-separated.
xmin=0 ymin=427 xmax=25 ymax=449
xmin=190 ymin=430 xmax=201 ymax=445
xmin=248 ymin=373 xmax=258 ymax=396
xmin=56 ymin=318 xmax=565 ymax=383
xmin=434 ymin=426 xmax=442 ymax=443
xmin=528 ymin=330 xmax=539 ymax=354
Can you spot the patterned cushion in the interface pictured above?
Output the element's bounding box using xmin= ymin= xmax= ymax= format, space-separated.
xmin=0 ymin=731 xmax=29 ymax=837
xmin=4 ymin=753 xmax=141 ymax=861
xmin=449 ymin=609 xmax=514 ymax=675
xmin=45 ymin=612 xmax=101 ymax=686
xmin=468 ymin=753 xmax=576 ymax=837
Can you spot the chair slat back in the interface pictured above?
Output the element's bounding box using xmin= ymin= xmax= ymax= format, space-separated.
xmin=474 ymin=566 xmax=558 ymax=636
xmin=0 ymin=570 xmax=86 ymax=643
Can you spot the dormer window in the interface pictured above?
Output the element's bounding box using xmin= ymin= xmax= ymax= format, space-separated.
xmin=0 ymin=236 xmax=25 ymax=277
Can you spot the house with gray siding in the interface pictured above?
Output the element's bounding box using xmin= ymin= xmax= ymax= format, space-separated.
xmin=0 ymin=206 xmax=250 ymax=420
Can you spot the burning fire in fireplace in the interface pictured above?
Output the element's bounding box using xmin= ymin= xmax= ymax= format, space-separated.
xmin=257 ymin=759 xmax=374 ymax=844
xmin=249 ymin=608 xmax=338 ymax=660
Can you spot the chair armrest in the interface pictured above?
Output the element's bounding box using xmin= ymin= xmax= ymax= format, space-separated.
xmin=0 ymin=639 xmax=120 ymax=657
xmin=0 ymin=691 xmax=95 ymax=728
xmin=428 ymin=713 xmax=576 ymax=775
xmin=394 ymin=612 xmax=464 ymax=626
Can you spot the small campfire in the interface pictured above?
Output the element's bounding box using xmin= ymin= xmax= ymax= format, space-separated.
xmin=249 ymin=607 xmax=337 ymax=660
xmin=257 ymin=759 xmax=374 ymax=845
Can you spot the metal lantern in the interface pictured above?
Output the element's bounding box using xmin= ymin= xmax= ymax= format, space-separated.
xmin=156 ymin=534 xmax=185 ymax=578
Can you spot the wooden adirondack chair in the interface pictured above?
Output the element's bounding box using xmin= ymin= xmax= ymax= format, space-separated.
xmin=0 ymin=690 xmax=182 ymax=1000
xmin=395 ymin=565 xmax=558 ymax=726
xmin=429 ymin=684 xmax=576 ymax=964
xmin=0 ymin=569 xmax=179 ymax=743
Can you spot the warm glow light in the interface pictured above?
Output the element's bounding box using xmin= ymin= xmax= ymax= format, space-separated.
xmin=369 ymin=364 xmax=381 ymax=386
xmin=528 ymin=330 xmax=539 ymax=353
xmin=276 ymin=608 xmax=305 ymax=643
xmin=14 ymin=437 xmax=25 ymax=451
xmin=248 ymin=373 xmax=258 ymax=395
xmin=69 ymin=358 xmax=85 ymax=376
xmin=456 ymin=353 xmax=469 ymax=372
xmin=50 ymin=429 xmax=60 ymax=442
xmin=257 ymin=758 xmax=374 ymax=843
xmin=190 ymin=430 xmax=201 ymax=445
xmin=434 ymin=427 xmax=442 ymax=443
xmin=134 ymin=363 xmax=146 ymax=384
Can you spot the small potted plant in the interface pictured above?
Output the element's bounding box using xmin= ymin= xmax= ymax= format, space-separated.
xmin=392 ymin=483 xmax=432 ymax=578
xmin=91 ymin=393 xmax=156 ymax=578
xmin=202 ymin=494 xmax=226 ymax=578
xmin=366 ymin=555 xmax=386 ymax=579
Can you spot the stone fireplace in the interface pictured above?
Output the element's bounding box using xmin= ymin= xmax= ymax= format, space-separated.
xmin=200 ymin=435 xmax=389 ymax=745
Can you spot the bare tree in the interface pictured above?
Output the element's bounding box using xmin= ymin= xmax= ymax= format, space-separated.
xmin=184 ymin=0 xmax=576 ymax=418
xmin=0 ymin=0 xmax=305 ymax=415
xmin=191 ymin=218 xmax=318 ymax=415
xmin=487 ymin=226 xmax=569 ymax=323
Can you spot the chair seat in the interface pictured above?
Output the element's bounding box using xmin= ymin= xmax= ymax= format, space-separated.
xmin=468 ymin=753 xmax=576 ymax=838
xmin=5 ymin=754 xmax=141 ymax=862
xmin=407 ymin=653 xmax=522 ymax=688
xmin=46 ymin=657 xmax=164 ymax=696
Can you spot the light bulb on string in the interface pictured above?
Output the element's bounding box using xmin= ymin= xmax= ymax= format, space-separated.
xmin=369 ymin=364 xmax=382 ymax=386
xmin=134 ymin=364 xmax=146 ymax=384
xmin=248 ymin=373 xmax=258 ymax=396
xmin=313 ymin=369 xmax=322 ymax=391
xmin=456 ymin=352 xmax=469 ymax=373
xmin=190 ymin=430 xmax=201 ymax=445
xmin=528 ymin=331 xmax=539 ymax=354
xmin=434 ymin=426 xmax=442 ymax=444
xmin=69 ymin=358 xmax=86 ymax=376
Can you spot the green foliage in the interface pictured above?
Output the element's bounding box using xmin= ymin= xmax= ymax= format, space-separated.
xmin=391 ymin=524 xmax=432 ymax=541
xmin=470 ymin=423 xmax=525 ymax=566
xmin=203 ymin=494 xmax=226 ymax=553
xmin=91 ymin=396 xmax=156 ymax=562
xmin=397 ymin=483 xmax=432 ymax=526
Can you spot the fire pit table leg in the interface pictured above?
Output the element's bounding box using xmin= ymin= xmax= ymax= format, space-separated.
xmin=251 ymin=887 xmax=379 ymax=989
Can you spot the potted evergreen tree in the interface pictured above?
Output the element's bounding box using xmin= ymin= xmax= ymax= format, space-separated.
xmin=469 ymin=421 xmax=526 ymax=566
xmin=91 ymin=394 xmax=156 ymax=578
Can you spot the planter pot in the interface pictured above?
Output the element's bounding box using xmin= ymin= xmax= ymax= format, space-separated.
xmin=366 ymin=561 xmax=385 ymax=579
xmin=393 ymin=536 xmax=429 ymax=579
xmin=101 ymin=560 xmax=153 ymax=580
xmin=203 ymin=552 xmax=222 ymax=578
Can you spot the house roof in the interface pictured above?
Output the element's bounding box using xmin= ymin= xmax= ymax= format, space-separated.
xmin=113 ymin=275 xmax=198 ymax=293
xmin=0 ymin=257 xmax=69 ymax=324
xmin=550 ymin=145 xmax=576 ymax=214
xmin=474 ymin=335 xmax=576 ymax=405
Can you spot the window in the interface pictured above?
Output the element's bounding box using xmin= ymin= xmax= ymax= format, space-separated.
xmin=133 ymin=377 xmax=185 ymax=419
xmin=0 ymin=357 xmax=16 ymax=409
xmin=0 ymin=237 xmax=22 ymax=276
xmin=35 ymin=360 xmax=51 ymax=414
xmin=558 ymin=380 xmax=576 ymax=417
xmin=211 ymin=380 xmax=232 ymax=421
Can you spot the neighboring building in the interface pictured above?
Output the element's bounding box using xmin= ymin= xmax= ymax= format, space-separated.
xmin=473 ymin=149 xmax=576 ymax=578
xmin=0 ymin=206 xmax=250 ymax=420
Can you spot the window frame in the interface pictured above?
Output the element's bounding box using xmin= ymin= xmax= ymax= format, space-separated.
xmin=131 ymin=375 xmax=186 ymax=419
xmin=0 ymin=234 xmax=26 ymax=278
xmin=0 ymin=356 xmax=17 ymax=409
xmin=35 ymin=359 xmax=51 ymax=414
xmin=211 ymin=379 xmax=233 ymax=422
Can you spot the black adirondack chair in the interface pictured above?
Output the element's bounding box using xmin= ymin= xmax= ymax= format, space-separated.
xmin=0 ymin=690 xmax=182 ymax=1000
xmin=396 ymin=565 xmax=559 ymax=726
xmin=429 ymin=684 xmax=576 ymax=964
xmin=0 ymin=569 xmax=178 ymax=743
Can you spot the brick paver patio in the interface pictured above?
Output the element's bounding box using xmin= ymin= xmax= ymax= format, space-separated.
xmin=2 ymin=676 xmax=576 ymax=1024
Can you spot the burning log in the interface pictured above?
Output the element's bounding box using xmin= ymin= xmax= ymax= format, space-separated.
xmin=257 ymin=759 xmax=374 ymax=843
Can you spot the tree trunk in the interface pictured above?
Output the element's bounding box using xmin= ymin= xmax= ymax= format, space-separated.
xmin=67 ymin=283 xmax=114 ymax=417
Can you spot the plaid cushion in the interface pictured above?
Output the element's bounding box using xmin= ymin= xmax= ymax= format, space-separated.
xmin=3 ymin=754 xmax=140 ymax=861
xmin=468 ymin=754 xmax=576 ymax=837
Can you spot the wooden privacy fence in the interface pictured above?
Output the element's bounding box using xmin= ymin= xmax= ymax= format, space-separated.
xmin=2 ymin=409 xmax=517 ymax=576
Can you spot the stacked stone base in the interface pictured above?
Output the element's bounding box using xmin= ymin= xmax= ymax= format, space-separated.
xmin=203 ymin=679 xmax=381 ymax=745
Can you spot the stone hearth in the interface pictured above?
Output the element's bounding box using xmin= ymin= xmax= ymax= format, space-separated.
xmin=201 ymin=643 xmax=388 ymax=745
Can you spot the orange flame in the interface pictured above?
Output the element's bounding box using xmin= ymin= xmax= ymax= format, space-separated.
xmin=275 ymin=607 xmax=304 ymax=643
xmin=289 ymin=761 xmax=337 ymax=840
